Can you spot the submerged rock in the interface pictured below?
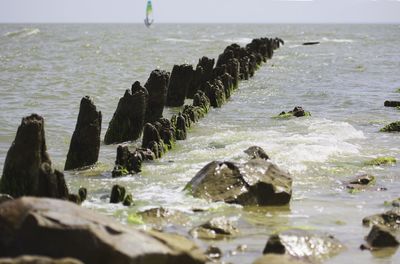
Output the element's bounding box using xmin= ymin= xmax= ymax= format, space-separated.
xmin=346 ymin=174 xmax=376 ymax=191
xmin=137 ymin=207 xmax=190 ymax=227
xmin=193 ymin=90 xmax=211 ymax=114
xmin=244 ymin=146 xmax=270 ymax=160
xmin=104 ymin=82 xmax=148 ymax=144
xmin=109 ymin=184 xmax=126 ymax=204
xmin=190 ymin=217 xmax=239 ymax=240
xmin=362 ymin=225 xmax=399 ymax=249
xmin=174 ymin=113 xmax=187 ymax=140
xmin=166 ymin=64 xmax=194 ymax=107
xmin=0 ymin=197 xmax=206 ymax=264
xmin=185 ymin=159 xmax=292 ymax=206
xmin=274 ymin=106 xmax=311 ymax=119
xmin=364 ymin=156 xmax=396 ymax=166
xmin=384 ymin=101 xmax=400 ymax=107
xmin=380 ymin=121 xmax=400 ymax=132
xmin=112 ymin=145 xmax=143 ymax=177
xmin=262 ymin=229 xmax=345 ymax=261
xmin=65 ymin=96 xmax=102 ymax=170
xmin=142 ymin=123 xmax=164 ymax=158
xmin=144 ymin=69 xmax=170 ymax=123
xmin=0 ymin=114 xmax=69 ymax=199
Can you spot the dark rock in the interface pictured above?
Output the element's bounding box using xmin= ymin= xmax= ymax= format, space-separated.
xmin=205 ymin=246 xmax=222 ymax=261
xmin=262 ymin=229 xmax=344 ymax=261
xmin=109 ymin=184 xmax=126 ymax=204
xmin=204 ymin=80 xmax=226 ymax=108
xmin=166 ymin=64 xmax=194 ymax=107
xmin=78 ymin=187 xmax=87 ymax=202
xmin=275 ymin=107 xmax=311 ymax=119
xmin=112 ymin=145 xmax=142 ymax=177
xmin=174 ymin=113 xmax=187 ymax=140
xmin=0 ymin=256 xmax=83 ymax=264
xmin=144 ymin=69 xmax=170 ymax=123
xmin=153 ymin=118 xmax=175 ymax=150
xmin=193 ymin=91 xmax=210 ymax=113
xmin=122 ymin=194 xmax=134 ymax=206
xmin=185 ymin=159 xmax=292 ymax=206
xmin=0 ymin=197 xmax=207 ymax=263
xmin=142 ymin=123 xmax=164 ymax=158
xmin=65 ymin=96 xmax=102 ymax=170
xmin=104 ymin=82 xmax=148 ymax=144
xmin=244 ymin=146 xmax=270 ymax=160
xmin=0 ymin=114 xmax=69 ymax=199
xmin=384 ymin=101 xmax=400 ymax=107
xmin=220 ymin=73 xmax=234 ymax=99
xmin=239 ymin=57 xmax=250 ymax=80
xmin=182 ymin=105 xmax=206 ymax=124
xmin=302 ymin=42 xmax=320 ymax=46
xmin=0 ymin=194 xmax=13 ymax=204
xmin=362 ymin=208 xmax=400 ymax=229
xmin=364 ymin=225 xmax=399 ymax=248
xmin=190 ymin=217 xmax=239 ymax=240
xmin=346 ymin=174 xmax=375 ymax=191
xmin=67 ymin=194 xmax=82 ymax=205
xmin=380 ymin=121 xmax=400 ymax=132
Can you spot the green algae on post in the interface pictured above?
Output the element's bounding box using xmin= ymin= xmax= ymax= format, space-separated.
xmin=364 ymin=157 xmax=396 ymax=166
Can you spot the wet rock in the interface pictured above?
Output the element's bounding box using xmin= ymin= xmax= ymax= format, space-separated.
xmin=262 ymin=229 xmax=344 ymax=261
xmin=109 ymin=184 xmax=126 ymax=204
xmin=205 ymin=246 xmax=222 ymax=261
xmin=384 ymin=101 xmax=400 ymax=107
xmin=174 ymin=113 xmax=187 ymax=140
xmin=137 ymin=207 xmax=190 ymax=227
xmin=185 ymin=159 xmax=292 ymax=206
xmin=0 ymin=197 xmax=206 ymax=264
xmin=362 ymin=208 xmax=400 ymax=229
xmin=220 ymin=73 xmax=234 ymax=99
xmin=78 ymin=187 xmax=87 ymax=202
xmin=142 ymin=123 xmax=164 ymax=158
xmin=204 ymin=80 xmax=226 ymax=108
xmin=364 ymin=156 xmax=396 ymax=166
xmin=104 ymin=82 xmax=147 ymax=144
xmin=183 ymin=105 xmax=206 ymax=124
xmin=380 ymin=121 xmax=400 ymax=132
xmin=67 ymin=194 xmax=82 ymax=205
xmin=0 ymin=194 xmax=13 ymax=204
xmin=166 ymin=64 xmax=194 ymax=107
xmin=65 ymin=96 xmax=102 ymax=170
xmin=0 ymin=114 xmax=69 ymax=199
xmin=239 ymin=56 xmax=250 ymax=80
xmin=122 ymin=194 xmax=134 ymax=206
xmin=144 ymin=69 xmax=170 ymax=123
xmin=346 ymin=174 xmax=376 ymax=191
xmin=0 ymin=256 xmax=83 ymax=264
xmin=153 ymin=118 xmax=176 ymax=150
xmin=112 ymin=145 xmax=142 ymax=177
xmin=253 ymin=254 xmax=308 ymax=264
xmin=274 ymin=106 xmax=311 ymax=119
xmin=244 ymin=146 xmax=270 ymax=160
xmin=190 ymin=217 xmax=239 ymax=240
xmin=193 ymin=90 xmax=211 ymax=113
xmin=363 ymin=225 xmax=399 ymax=248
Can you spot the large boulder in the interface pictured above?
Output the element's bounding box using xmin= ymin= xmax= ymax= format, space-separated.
xmin=262 ymin=229 xmax=344 ymax=261
xmin=0 ymin=197 xmax=206 ymax=264
xmin=65 ymin=96 xmax=102 ymax=170
xmin=166 ymin=64 xmax=194 ymax=107
xmin=104 ymin=82 xmax=148 ymax=144
xmin=144 ymin=70 xmax=170 ymax=123
xmin=0 ymin=114 xmax=69 ymax=199
xmin=362 ymin=225 xmax=399 ymax=249
xmin=185 ymin=159 xmax=292 ymax=206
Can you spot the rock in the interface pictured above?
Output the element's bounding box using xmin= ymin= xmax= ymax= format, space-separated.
xmin=166 ymin=64 xmax=194 ymax=107
xmin=122 ymin=194 xmax=134 ymax=206
xmin=153 ymin=118 xmax=176 ymax=150
xmin=185 ymin=159 xmax=292 ymax=206
xmin=0 ymin=197 xmax=206 ymax=264
xmin=364 ymin=156 xmax=396 ymax=166
xmin=239 ymin=56 xmax=250 ymax=80
xmin=346 ymin=174 xmax=376 ymax=191
xmin=187 ymin=57 xmax=214 ymax=98
xmin=112 ymin=145 xmax=142 ymax=177
xmin=363 ymin=225 xmax=399 ymax=248
xmin=141 ymin=123 xmax=164 ymax=158
xmin=0 ymin=114 xmax=69 ymax=199
xmin=262 ymin=229 xmax=344 ymax=261
xmin=78 ymin=187 xmax=87 ymax=202
xmin=67 ymin=194 xmax=82 ymax=205
xmin=205 ymin=246 xmax=222 ymax=261
xmin=193 ymin=91 xmax=210 ymax=114
xmin=190 ymin=217 xmax=239 ymax=240
xmin=174 ymin=113 xmax=187 ymax=140
xmin=274 ymin=107 xmax=311 ymax=119
xmin=0 ymin=194 xmax=13 ymax=204
xmin=384 ymin=101 xmax=400 ymax=107
xmin=204 ymin=80 xmax=226 ymax=108
xmin=137 ymin=207 xmax=190 ymax=227
xmin=64 ymin=96 xmax=102 ymax=170
xmin=0 ymin=256 xmax=83 ymax=264
xmin=109 ymin=184 xmax=126 ymax=204
xmin=104 ymin=82 xmax=148 ymax=144
xmin=244 ymin=146 xmax=269 ymax=160
xmin=144 ymin=69 xmax=170 ymax=123
xmin=362 ymin=208 xmax=400 ymax=229
xmin=302 ymin=42 xmax=320 ymax=46
xmin=182 ymin=105 xmax=206 ymax=124
xmin=220 ymin=73 xmax=234 ymax=99
xmin=380 ymin=121 xmax=400 ymax=132
xmin=253 ymin=254 xmax=308 ymax=264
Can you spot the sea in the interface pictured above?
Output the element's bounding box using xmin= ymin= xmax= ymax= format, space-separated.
xmin=0 ymin=24 xmax=400 ymax=263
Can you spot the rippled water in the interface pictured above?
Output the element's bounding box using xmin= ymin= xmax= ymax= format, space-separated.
xmin=1 ymin=24 xmax=400 ymax=263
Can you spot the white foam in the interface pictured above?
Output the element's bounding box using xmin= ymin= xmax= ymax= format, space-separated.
xmin=321 ymin=37 xmax=354 ymax=43
xmin=4 ymin=28 xmax=40 ymax=38
xmin=224 ymin=38 xmax=253 ymax=45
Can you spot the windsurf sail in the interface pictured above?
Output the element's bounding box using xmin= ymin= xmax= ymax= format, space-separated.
xmin=144 ymin=0 xmax=154 ymax=27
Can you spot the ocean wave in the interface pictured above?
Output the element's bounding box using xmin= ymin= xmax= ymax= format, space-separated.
xmin=321 ymin=37 xmax=354 ymax=43
xmin=164 ymin=38 xmax=192 ymax=43
xmin=4 ymin=28 xmax=40 ymax=38
xmin=224 ymin=37 xmax=253 ymax=44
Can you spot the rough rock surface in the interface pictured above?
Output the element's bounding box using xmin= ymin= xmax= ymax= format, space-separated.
xmin=65 ymin=96 xmax=102 ymax=170
xmin=384 ymin=101 xmax=400 ymax=107
xmin=185 ymin=159 xmax=292 ymax=206
xmin=363 ymin=225 xmax=399 ymax=248
xmin=190 ymin=217 xmax=239 ymax=240
xmin=144 ymin=70 xmax=170 ymax=123
xmin=244 ymin=146 xmax=270 ymax=160
xmin=363 ymin=208 xmax=400 ymax=229
xmin=166 ymin=64 xmax=194 ymax=107
xmin=262 ymin=229 xmax=345 ymax=261
xmin=0 ymin=114 xmax=69 ymax=199
xmin=0 ymin=197 xmax=206 ymax=264
xmin=104 ymin=82 xmax=148 ymax=144
xmin=380 ymin=121 xmax=400 ymax=132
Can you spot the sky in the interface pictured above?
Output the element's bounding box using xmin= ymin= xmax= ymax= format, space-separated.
xmin=0 ymin=0 xmax=399 ymax=23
